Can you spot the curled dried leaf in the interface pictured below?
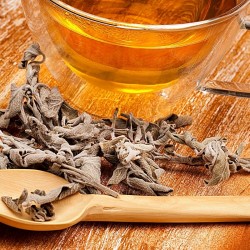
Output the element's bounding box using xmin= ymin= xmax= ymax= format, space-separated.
xmin=9 ymin=148 xmax=65 ymax=168
xmin=115 ymin=142 xmax=141 ymax=165
xmin=126 ymin=172 xmax=173 ymax=196
xmin=5 ymin=84 xmax=25 ymax=119
xmin=38 ymin=86 xmax=64 ymax=119
xmin=0 ymin=113 xmax=10 ymax=129
xmin=107 ymin=163 xmax=129 ymax=185
xmin=54 ymin=123 xmax=99 ymax=140
xmin=26 ymin=203 xmax=55 ymax=222
xmin=75 ymin=156 xmax=101 ymax=184
xmin=99 ymin=136 xmax=127 ymax=155
xmin=199 ymin=140 xmax=230 ymax=186
xmin=156 ymin=114 xmax=192 ymax=128
xmin=18 ymin=43 xmax=45 ymax=69
xmin=0 ymin=153 xmax=9 ymax=169
xmin=20 ymin=184 xmax=80 ymax=208
xmin=1 ymin=196 xmax=21 ymax=214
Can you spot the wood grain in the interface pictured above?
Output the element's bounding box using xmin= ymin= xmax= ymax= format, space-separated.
xmin=0 ymin=0 xmax=249 ymax=249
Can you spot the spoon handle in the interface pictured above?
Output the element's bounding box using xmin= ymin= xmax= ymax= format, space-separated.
xmin=84 ymin=195 xmax=250 ymax=223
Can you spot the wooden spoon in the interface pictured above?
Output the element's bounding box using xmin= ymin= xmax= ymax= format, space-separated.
xmin=0 ymin=169 xmax=249 ymax=231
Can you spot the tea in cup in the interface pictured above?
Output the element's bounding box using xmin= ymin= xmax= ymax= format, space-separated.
xmin=21 ymin=0 xmax=250 ymax=118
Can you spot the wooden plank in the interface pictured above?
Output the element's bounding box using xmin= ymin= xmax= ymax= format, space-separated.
xmin=0 ymin=0 xmax=249 ymax=249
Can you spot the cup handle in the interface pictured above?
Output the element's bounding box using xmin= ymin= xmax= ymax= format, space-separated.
xmin=196 ymin=17 xmax=250 ymax=98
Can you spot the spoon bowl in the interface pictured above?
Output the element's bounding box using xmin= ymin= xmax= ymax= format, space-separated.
xmin=0 ymin=169 xmax=93 ymax=230
xmin=0 ymin=169 xmax=250 ymax=231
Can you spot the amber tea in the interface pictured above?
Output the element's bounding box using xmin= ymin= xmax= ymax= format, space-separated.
xmin=60 ymin=0 xmax=238 ymax=24
xmin=40 ymin=0 xmax=238 ymax=93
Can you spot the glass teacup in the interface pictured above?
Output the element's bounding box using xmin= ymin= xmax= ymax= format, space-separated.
xmin=21 ymin=0 xmax=250 ymax=119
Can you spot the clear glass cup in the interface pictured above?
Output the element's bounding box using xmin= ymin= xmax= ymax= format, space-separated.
xmin=21 ymin=0 xmax=250 ymax=119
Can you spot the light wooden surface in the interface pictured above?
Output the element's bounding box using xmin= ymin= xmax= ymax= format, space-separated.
xmin=0 ymin=1 xmax=250 ymax=249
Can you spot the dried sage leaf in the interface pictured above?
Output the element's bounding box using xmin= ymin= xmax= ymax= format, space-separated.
xmin=156 ymin=114 xmax=192 ymax=128
xmin=1 ymin=196 xmax=22 ymax=213
xmin=39 ymin=86 xmax=64 ymax=119
xmin=107 ymin=163 xmax=129 ymax=185
xmin=0 ymin=112 xmax=10 ymax=129
xmin=26 ymin=203 xmax=55 ymax=222
xmin=203 ymin=141 xmax=230 ymax=186
xmin=0 ymin=153 xmax=9 ymax=169
xmin=5 ymin=84 xmax=25 ymax=119
xmin=126 ymin=173 xmax=173 ymax=196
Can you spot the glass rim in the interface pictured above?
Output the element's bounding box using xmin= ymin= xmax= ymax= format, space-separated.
xmin=49 ymin=0 xmax=250 ymax=30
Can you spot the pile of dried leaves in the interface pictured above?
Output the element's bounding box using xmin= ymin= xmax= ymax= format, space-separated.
xmin=1 ymin=44 xmax=249 ymax=222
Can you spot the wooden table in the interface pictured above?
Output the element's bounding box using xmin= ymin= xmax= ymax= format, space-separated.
xmin=0 ymin=1 xmax=249 ymax=249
